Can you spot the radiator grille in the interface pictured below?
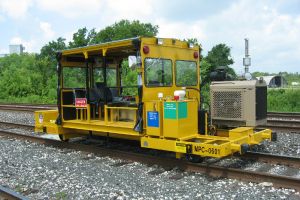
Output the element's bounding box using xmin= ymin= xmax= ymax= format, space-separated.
xmin=256 ymin=86 xmax=267 ymax=120
xmin=212 ymin=91 xmax=242 ymax=119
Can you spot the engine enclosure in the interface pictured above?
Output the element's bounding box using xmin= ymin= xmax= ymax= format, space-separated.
xmin=210 ymin=80 xmax=267 ymax=127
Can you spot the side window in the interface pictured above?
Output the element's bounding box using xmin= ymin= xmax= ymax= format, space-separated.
xmin=93 ymin=68 xmax=116 ymax=87
xmin=63 ymin=67 xmax=86 ymax=88
xmin=175 ymin=60 xmax=197 ymax=86
xmin=145 ymin=58 xmax=172 ymax=87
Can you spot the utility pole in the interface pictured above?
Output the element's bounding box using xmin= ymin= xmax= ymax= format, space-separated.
xmin=243 ymin=38 xmax=252 ymax=80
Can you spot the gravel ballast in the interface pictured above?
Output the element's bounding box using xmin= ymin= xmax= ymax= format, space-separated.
xmin=1 ymin=137 xmax=300 ymax=199
xmin=0 ymin=110 xmax=34 ymax=126
xmin=0 ymin=110 xmax=300 ymax=157
xmin=1 ymin=109 xmax=300 ymax=199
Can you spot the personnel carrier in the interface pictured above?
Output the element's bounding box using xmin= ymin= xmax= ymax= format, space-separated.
xmin=35 ymin=37 xmax=274 ymax=161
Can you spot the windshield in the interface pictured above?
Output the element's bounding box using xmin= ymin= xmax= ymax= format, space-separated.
xmin=145 ymin=58 xmax=172 ymax=87
xmin=175 ymin=60 xmax=197 ymax=86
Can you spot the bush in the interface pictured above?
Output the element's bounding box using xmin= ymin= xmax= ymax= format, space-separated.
xmin=268 ymin=88 xmax=300 ymax=112
xmin=0 ymin=54 xmax=57 ymax=104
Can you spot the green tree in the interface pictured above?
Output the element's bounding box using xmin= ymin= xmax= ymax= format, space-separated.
xmin=199 ymin=44 xmax=236 ymax=107
xmin=0 ymin=20 xmax=160 ymax=103
xmin=201 ymin=43 xmax=236 ymax=84
xmin=90 ymin=20 xmax=159 ymax=95
xmin=90 ymin=20 xmax=159 ymax=43
xmin=205 ymin=44 xmax=234 ymax=67
xmin=252 ymin=71 xmax=271 ymax=77
xmin=38 ymin=37 xmax=67 ymax=98
xmin=68 ymin=27 xmax=97 ymax=48
xmin=40 ymin=37 xmax=67 ymax=61
xmin=0 ymin=54 xmax=56 ymax=103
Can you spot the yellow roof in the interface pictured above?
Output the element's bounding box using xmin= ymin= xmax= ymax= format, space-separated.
xmin=60 ymin=37 xmax=200 ymax=58
xmin=61 ymin=37 xmax=139 ymax=57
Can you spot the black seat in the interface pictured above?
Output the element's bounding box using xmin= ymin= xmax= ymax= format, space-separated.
xmin=89 ymin=87 xmax=102 ymax=118
xmin=94 ymin=83 xmax=137 ymax=107
xmin=95 ymin=82 xmax=112 ymax=103
xmin=89 ymin=88 xmax=101 ymax=103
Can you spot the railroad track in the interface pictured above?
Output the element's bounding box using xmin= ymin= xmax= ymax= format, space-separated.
xmin=0 ymin=126 xmax=300 ymax=191
xmin=242 ymin=152 xmax=300 ymax=168
xmin=0 ymin=103 xmax=299 ymax=132
xmin=0 ymin=104 xmax=56 ymax=112
xmin=0 ymin=121 xmax=34 ymax=130
xmin=262 ymin=120 xmax=300 ymax=132
xmin=263 ymin=112 xmax=300 ymax=132
xmin=0 ymin=185 xmax=29 ymax=200
xmin=268 ymin=112 xmax=300 ymax=121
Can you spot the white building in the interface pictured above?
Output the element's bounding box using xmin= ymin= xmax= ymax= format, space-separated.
xmin=0 ymin=54 xmax=8 ymax=58
xmin=0 ymin=44 xmax=25 ymax=58
xmin=9 ymin=44 xmax=25 ymax=54
xmin=291 ymin=82 xmax=299 ymax=86
xmin=256 ymin=75 xmax=288 ymax=88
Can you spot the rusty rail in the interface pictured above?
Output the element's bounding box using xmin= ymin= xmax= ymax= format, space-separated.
xmin=0 ymin=104 xmax=56 ymax=111
xmin=0 ymin=185 xmax=29 ymax=200
xmin=243 ymin=152 xmax=300 ymax=168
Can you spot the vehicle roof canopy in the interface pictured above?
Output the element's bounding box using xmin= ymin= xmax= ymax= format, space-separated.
xmin=60 ymin=37 xmax=139 ymax=58
xmin=60 ymin=37 xmax=199 ymax=57
xmin=58 ymin=37 xmax=200 ymax=69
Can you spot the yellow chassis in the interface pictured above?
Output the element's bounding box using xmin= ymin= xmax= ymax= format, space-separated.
xmin=35 ymin=110 xmax=272 ymax=158
xmin=141 ymin=127 xmax=272 ymax=158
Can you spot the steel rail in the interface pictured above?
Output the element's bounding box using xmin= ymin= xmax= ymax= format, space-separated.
xmin=268 ymin=112 xmax=300 ymax=120
xmin=1 ymin=121 xmax=300 ymax=168
xmin=0 ymin=103 xmax=299 ymax=130
xmin=0 ymin=185 xmax=30 ymax=200
xmin=1 ymin=120 xmax=300 ymax=167
xmin=0 ymin=104 xmax=56 ymax=111
xmin=1 ymin=130 xmax=300 ymax=191
xmin=267 ymin=119 xmax=300 ymax=125
xmin=0 ymin=103 xmax=299 ymax=132
xmin=243 ymin=152 xmax=300 ymax=168
xmin=0 ymin=104 xmax=299 ymax=118
xmin=266 ymin=112 xmax=300 ymax=132
xmin=259 ymin=124 xmax=300 ymax=133
xmin=0 ymin=121 xmax=34 ymax=130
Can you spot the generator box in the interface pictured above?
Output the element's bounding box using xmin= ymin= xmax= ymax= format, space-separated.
xmin=210 ymin=80 xmax=267 ymax=127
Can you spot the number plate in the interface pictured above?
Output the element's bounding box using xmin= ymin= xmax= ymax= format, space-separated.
xmin=194 ymin=145 xmax=221 ymax=155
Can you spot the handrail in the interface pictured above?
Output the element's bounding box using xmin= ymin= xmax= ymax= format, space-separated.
xmin=108 ymin=85 xmax=139 ymax=88
xmin=106 ymin=106 xmax=138 ymax=110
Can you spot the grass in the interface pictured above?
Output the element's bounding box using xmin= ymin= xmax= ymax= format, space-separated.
xmin=0 ymin=87 xmax=299 ymax=112
xmin=55 ymin=191 xmax=67 ymax=200
xmin=268 ymin=88 xmax=300 ymax=112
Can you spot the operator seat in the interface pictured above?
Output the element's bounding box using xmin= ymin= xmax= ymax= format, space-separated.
xmin=95 ymin=82 xmax=112 ymax=103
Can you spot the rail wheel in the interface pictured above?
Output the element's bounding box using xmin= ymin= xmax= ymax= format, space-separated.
xmin=59 ymin=134 xmax=69 ymax=142
xmin=186 ymin=154 xmax=203 ymax=163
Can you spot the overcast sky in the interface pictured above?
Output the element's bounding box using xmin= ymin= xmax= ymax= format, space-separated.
xmin=0 ymin=0 xmax=299 ymax=73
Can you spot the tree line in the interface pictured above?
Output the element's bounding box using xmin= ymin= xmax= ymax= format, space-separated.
xmin=0 ymin=19 xmax=235 ymax=104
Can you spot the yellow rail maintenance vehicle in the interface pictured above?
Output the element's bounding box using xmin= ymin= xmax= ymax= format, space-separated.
xmin=35 ymin=37 xmax=275 ymax=162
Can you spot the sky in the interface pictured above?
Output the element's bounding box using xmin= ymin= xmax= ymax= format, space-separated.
xmin=0 ymin=0 xmax=299 ymax=73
